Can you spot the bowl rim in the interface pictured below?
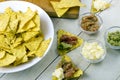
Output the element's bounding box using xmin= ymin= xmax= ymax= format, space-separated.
xmin=80 ymin=39 xmax=106 ymax=63
xmin=79 ymin=12 xmax=103 ymax=34
xmin=104 ymin=26 xmax=120 ymax=49
xmin=0 ymin=1 xmax=54 ymax=73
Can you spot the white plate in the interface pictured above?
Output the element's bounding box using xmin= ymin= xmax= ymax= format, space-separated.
xmin=0 ymin=1 xmax=54 ymax=73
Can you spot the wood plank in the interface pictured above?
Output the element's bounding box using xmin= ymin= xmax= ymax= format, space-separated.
xmin=0 ymin=0 xmax=4 ymax=2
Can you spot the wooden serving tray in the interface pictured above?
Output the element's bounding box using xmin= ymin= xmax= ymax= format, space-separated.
xmin=25 ymin=0 xmax=80 ymax=19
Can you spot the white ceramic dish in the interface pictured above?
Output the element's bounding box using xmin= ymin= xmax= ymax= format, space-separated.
xmin=0 ymin=1 xmax=54 ymax=73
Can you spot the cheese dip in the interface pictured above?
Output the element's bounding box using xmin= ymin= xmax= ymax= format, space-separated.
xmin=81 ymin=41 xmax=104 ymax=60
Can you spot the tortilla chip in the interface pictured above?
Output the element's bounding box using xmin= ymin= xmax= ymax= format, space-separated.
xmin=17 ymin=7 xmax=36 ymax=33
xmin=0 ymin=35 xmax=10 ymax=50
xmin=57 ymin=29 xmax=83 ymax=55
xmin=21 ymin=55 xmax=28 ymax=63
xmin=0 ymin=51 xmax=5 ymax=59
xmin=0 ymin=53 xmax=16 ymax=67
xmin=35 ymin=38 xmax=51 ymax=57
xmin=5 ymin=7 xmax=13 ymax=15
xmin=12 ymin=36 xmax=23 ymax=48
xmin=13 ymin=54 xmax=28 ymax=66
xmin=22 ymin=31 xmax=40 ymax=41
xmin=27 ymin=51 xmax=36 ymax=58
xmin=9 ymin=19 xmax=19 ymax=32
xmin=25 ymin=36 xmax=43 ymax=51
xmin=18 ymin=20 xmax=35 ymax=33
xmin=50 ymin=1 xmax=69 ymax=17
xmin=52 ymin=55 xmax=83 ymax=80
xmin=5 ymin=7 xmax=19 ymax=32
xmin=91 ymin=0 xmax=111 ymax=13
xmin=12 ymin=45 xmax=26 ymax=61
xmin=30 ymin=13 xmax=41 ymax=32
xmin=58 ymin=0 xmax=86 ymax=8
xmin=0 ymin=14 xmax=10 ymax=32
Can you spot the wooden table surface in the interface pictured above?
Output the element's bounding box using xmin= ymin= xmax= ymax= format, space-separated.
xmin=0 ymin=0 xmax=120 ymax=80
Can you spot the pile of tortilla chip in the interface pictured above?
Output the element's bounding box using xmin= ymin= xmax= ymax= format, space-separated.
xmin=50 ymin=0 xmax=86 ymax=17
xmin=0 ymin=7 xmax=51 ymax=67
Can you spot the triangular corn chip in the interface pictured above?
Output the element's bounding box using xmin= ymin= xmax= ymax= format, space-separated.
xmin=57 ymin=29 xmax=83 ymax=55
xmin=52 ymin=55 xmax=83 ymax=80
xmin=58 ymin=0 xmax=86 ymax=8
xmin=25 ymin=36 xmax=43 ymax=51
xmin=0 ymin=51 xmax=5 ymax=59
xmin=17 ymin=7 xmax=36 ymax=33
xmin=35 ymin=38 xmax=51 ymax=57
xmin=0 ymin=35 xmax=10 ymax=50
xmin=91 ymin=0 xmax=111 ymax=13
xmin=50 ymin=1 xmax=69 ymax=17
xmin=0 ymin=14 xmax=10 ymax=32
xmin=0 ymin=53 xmax=16 ymax=67
xmin=12 ymin=45 xmax=26 ymax=61
xmin=22 ymin=31 xmax=40 ymax=41
xmin=30 ymin=13 xmax=41 ymax=32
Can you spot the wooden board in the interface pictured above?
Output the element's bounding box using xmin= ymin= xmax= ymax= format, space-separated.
xmin=25 ymin=0 xmax=80 ymax=19
xmin=0 ymin=0 xmax=4 ymax=2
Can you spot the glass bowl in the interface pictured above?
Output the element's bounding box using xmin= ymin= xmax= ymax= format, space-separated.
xmin=80 ymin=39 xmax=106 ymax=63
xmin=104 ymin=26 xmax=120 ymax=49
xmin=78 ymin=12 xmax=103 ymax=34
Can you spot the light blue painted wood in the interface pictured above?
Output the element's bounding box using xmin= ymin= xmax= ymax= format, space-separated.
xmin=1 ymin=0 xmax=120 ymax=80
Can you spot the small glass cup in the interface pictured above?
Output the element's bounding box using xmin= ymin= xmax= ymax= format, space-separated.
xmin=80 ymin=39 xmax=106 ymax=63
xmin=104 ymin=26 xmax=120 ymax=49
xmin=78 ymin=12 xmax=103 ymax=34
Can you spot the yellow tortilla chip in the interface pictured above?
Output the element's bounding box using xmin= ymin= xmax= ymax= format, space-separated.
xmin=5 ymin=7 xmax=18 ymax=32
xmin=22 ymin=31 xmax=40 ymax=41
xmin=0 ymin=35 xmax=10 ymax=50
xmin=0 ymin=53 xmax=16 ymax=67
xmin=52 ymin=55 xmax=83 ymax=80
xmin=18 ymin=20 xmax=35 ymax=33
xmin=5 ymin=7 xmax=13 ymax=15
xmin=58 ymin=0 xmax=86 ymax=8
xmin=30 ymin=13 xmax=41 ymax=32
xmin=91 ymin=0 xmax=111 ymax=13
xmin=27 ymin=51 xmax=36 ymax=58
xmin=21 ymin=55 xmax=28 ymax=63
xmin=17 ymin=7 xmax=36 ymax=33
xmin=12 ymin=36 xmax=23 ymax=48
xmin=57 ymin=29 xmax=83 ymax=55
xmin=0 ymin=13 xmax=10 ymax=32
xmin=25 ymin=36 xmax=43 ymax=51
xmin=12 ymin=45 xmax=26 ymax=61
xmin=13 ymin=55 xmax=28 ymax=66
xmin=35 ymin=38 xmax=51 ymax=57
xmin=0 ymin=51 xmax=5 ymax=59
xmin=50 ymin=1 xmax=69 ymax=17
xmin=9 ymin=19 xmax=19 ymax=32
